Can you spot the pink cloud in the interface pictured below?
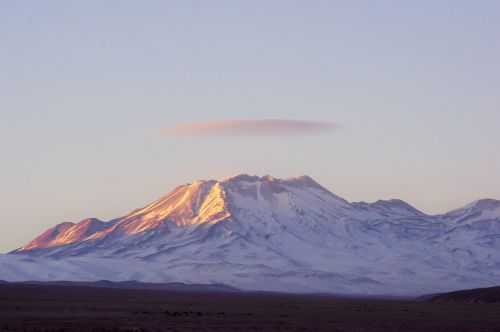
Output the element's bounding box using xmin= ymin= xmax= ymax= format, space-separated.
xmin=162 ymin=119 xmax=337 ymax=137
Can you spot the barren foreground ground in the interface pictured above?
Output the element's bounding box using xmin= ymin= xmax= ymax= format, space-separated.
xmin=1 ymin=283 xmax=500 ymax=332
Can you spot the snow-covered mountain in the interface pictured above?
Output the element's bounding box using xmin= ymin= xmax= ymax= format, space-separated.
xmin=4 ymin=175 xmax=500 ymax=295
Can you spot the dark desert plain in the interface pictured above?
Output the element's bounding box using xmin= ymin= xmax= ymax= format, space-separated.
xmin=1 ymin=283 xmax=500 ymax=332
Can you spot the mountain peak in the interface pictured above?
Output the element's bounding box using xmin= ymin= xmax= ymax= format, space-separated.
xmin=448 ymin=198 xmax=500 ymax=213
xmin=16 ymin=173 xmax=346 ymax=254
xmin=373 ymin=199 xmax=425 ymax=215
xmin=453 ymin=198 xmax=499 ymax=212
xmin=221 ymin=174 xmax=335 ymax=197
xmin=18 ymin=218 xmax=105 ymax=251
xmin=466 ymin=199 xmax=500 ymax=210
xmin=222 ymin=174 xmax=263 ymax=183
xmin=352 ymin=199 xmax=425 ymax=216
xmin=222 ymin=174 xmax=322 ymax=188
xmin=443 ymin=199 xmax=500 ymax=222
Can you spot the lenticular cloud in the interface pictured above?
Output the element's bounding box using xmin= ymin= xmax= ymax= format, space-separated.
xmin=162 ymin=119 xmax=337 ymax=137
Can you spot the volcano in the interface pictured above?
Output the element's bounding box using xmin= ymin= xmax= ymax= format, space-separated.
xmin=5 ymin=174 xmax=500 ymax=295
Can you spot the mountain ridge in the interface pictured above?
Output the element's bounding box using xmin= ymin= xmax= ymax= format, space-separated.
xmin=14 ymin=174 xmax=349 ymax=253
xmin=5 ymin=174 xmax=500 ymax=296
xmin=15 ymin=174 xmax=498 ymax=254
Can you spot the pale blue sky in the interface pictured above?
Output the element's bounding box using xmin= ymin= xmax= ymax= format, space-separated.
xmin=1 ymin=1 xmax=500 ymax=252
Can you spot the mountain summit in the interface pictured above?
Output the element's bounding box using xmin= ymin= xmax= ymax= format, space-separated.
xmin=7 ymin=174 xmax=500 ymax=295
xmin=16 ymin=174 xmax=348 ymax=254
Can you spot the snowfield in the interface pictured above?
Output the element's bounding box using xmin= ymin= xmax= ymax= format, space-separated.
xmin=3 ymin=175 xmax=500 ymax=296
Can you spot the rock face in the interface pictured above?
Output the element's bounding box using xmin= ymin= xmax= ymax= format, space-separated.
xmin=6 ymin=174 xmax=500 ymax=295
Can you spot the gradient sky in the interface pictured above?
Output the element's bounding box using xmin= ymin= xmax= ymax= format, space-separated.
xmin=1 ymin=1 xmax=500 ymax=252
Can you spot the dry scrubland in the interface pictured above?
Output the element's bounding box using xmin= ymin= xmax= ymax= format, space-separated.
xmin=1 ymin=284 xmax=500 ymax=332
